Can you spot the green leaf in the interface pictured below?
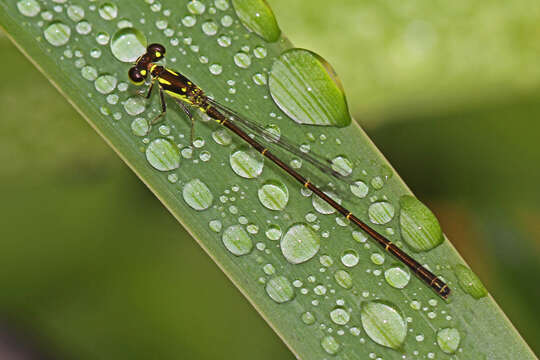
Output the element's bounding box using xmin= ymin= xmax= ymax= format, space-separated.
xmin=0 ymin=0 xmax=535 ymax=359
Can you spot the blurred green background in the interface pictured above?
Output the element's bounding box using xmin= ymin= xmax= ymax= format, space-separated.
xmin=1 ymin=0 xmax=539 ymax=358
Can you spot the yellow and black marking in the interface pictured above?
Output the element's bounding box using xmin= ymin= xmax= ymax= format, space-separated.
xmin=128 ymin=43 xmax=451 ymax=299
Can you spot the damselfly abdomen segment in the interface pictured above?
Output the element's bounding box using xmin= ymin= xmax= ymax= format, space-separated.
xmin=128 ymin=44 xmax=450 ymax=299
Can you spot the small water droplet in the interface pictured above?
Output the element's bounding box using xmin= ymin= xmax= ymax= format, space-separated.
xmin=265 ymin=224 xmax=282 ymax=241
xmin=183 ymin=178 xmax=213 ymax=211
xmin=252 ymin=73 xmax=267 ymax=86
xmin=352 ymin=230 xmax=367 ymax=243
xmin=99 ymin=2 xmax=118 ymax=20
xmin=221 ymin=14 xmax=233 ymax=27
xmin=81 ymin=65 xmax=98 ymax=81
xmin=17 ymin=0 xmax=41 ymax=17
xmin=111 ymin=27 xmax=147 ymax=62
xmin=202 ymin=20 xmax=218 ymax=36
xmin=262 ymin=263 xmax=275 ymax=275
xmin=368 ymin=201 xmax=395 ymax=225
xmin=437 ymin=328 xmax=461 ymax=354
xmin=233 ymin=52 xmax=252 ymax=68
xmin=230 ymin=148 xmax=264 ymax=178
xmin=222 ymin=225 xmax=252 ymax=256
xmin=331 ymin=155 xmax=353 ymax=177
xmin=182 ymin=15 xmax=197 ymax=27
xmin=94 ymin=74 xmax=117 ymax=94
xmin=66 ymin=5 xmax=85 ymax=22
xmin=301 ymin=311 xmax=316 ymax=325
xmin=145 ymin=138 xmax=180 ymax=171
xmin=370 ymin=253 xmax=385 ymax=265
xmin=187 ymin=0 xmax=206 ymax=14
xmin=265 ymin=276 xmax=294 ymax=303
xmin=76 ymin=20 xmax=92 ymax=35
xmin=258 ymin=180 xmax=289 ymax=211
xmin=371 ymin=176 xmax=384 ymax=190
xmin=212 ymin=129 xmax=231 ymax=145
xmin=281 ymin=223 xmax=320 ymax=264
xmin=209 ymin=219 xmax=222 ymax=232
xmin=455 ymin=264 xmax=487 ymax=299
xmin=312 ymin=191 xmax=341 ymax=215
xmin=320 ymin=335 xmax=340 ymax=355
xmin=361 ymin=301 xmax=407 ymax=349
xmin=123 ymin=96 xmax=146 ymax=115
xmin=334 ymin=270 xmax=353 ymax=289
xmin=96 ymin=31 xmax=110 ymax=45
xmin=44 ymin=21 xmax=71 ymax=46
xmin=341 ymin=249 xmax=359 ymax=267
xmin=217 ymin=35 xmax=232 ymax=47
xmin=209 ymin=63 xmax=223 ymax=75
xmin=214 ymin=0 xmax=229 ymax=11
xmin=330 ymin=307 xmax=350 ymax=325
xmin=384 ymin=265 xmax=410 ymax=289
xmin=253 ymin=46 xmax=267 ymax=58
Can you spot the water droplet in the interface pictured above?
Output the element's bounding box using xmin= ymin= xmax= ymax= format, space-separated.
xmin=66 ymin=5 xmax=85 ymax=22
xmin=123 ymin=96 xmax=146 ymax=115
xmin=81 ymin=65 xmax=98 ymax=81
xmin=330 ymin=307 xmax=350 ymax=325
xmin=187 ymin=0 xmax=206 ymax=14
xmin=266 ymin=276 xmax=294 ymax=303
xmin=352 ymin=230 xmax=367 ymax=243
xmin=202 ymin=20 xmax=218 ymax=36
xmin=252 ymin=73 xmax=267 ymax=86
xmin=437 ymin=328 xmax=461 ymax=354
xmin=371 ymin=176 xmax=384 ymax=190
xmin=301 ymin=311 xmax=316 ymax=325
xmin=312 ymin=191 xmax=341 ymax=215
xmin=233 ymin=52 xmax=251 ymax=68
xmin=319 ymin=255 xmax=333 ymax=267
xmin=263 ymin=263 xmax=275 ymax=275
xmin=314 ymin=284 xmax=327 ymax=295
xmin=99 ymin=2 xmax=118 ymax=20
xmin=231 ymin=0 xmax=281 ymax=42
xmin=384 ymin=265 xmax=410 ymax=289
xmin=183 ymin=179 xmax=213 ymax=211
xmin=281 ymin=223 xmax=320 ymax=264
xmin=331 ymin=155 xmax=353 ymax=177
xmin=217 ymin=35 xmax=231 ymax=47
xmin=94 ymin=74 xmax=117 ymax=94
xmin=230 ymin=148 xmax=264 ymax=178
xmin=399 ymin=195 xmax=443 ymax=252
xmin=96 ymin=31 xmax=110 ymax=45
xmin=334 ymin=270 xmax=353 ymax=289
xmin=454 ymin=264 xmax=487 ymax=299
xmin=209 ymin=220 xmax=222 ymax=233
xmin=368 ymin=201 xmax=395 ymax=225
xmin=182 ymin=15 xmax=197 ymax=27
xmin=44 ymin=21 xmax=71 ymax=47
xmin=209 ymin=63 xmax=223 ymax=75
xmin=145 ymin=138 xmax=180 ymax=171
xmin=17 ymin=0 xmax=40 ymax=17
xmin=341 ymin=249 xmax=359 ymax=267
xmin=215 ymin=0 xmax=229 ymax=11
xmin=265 ymin=224 xmax=281 ymax=241
xmin=70 ymin=19 xmax=89 ymax=34
xmin=221 ymin=14 xmax=233 ymax=27
xmin=370 ymin=253 xmax=385 ymax=265
xmin=111 ymin=27 xmax=147 ymax=62
xmin=320 ymin=335 xmax=340 ymax=355
xmin=253 ymin=46 xmax=267 ymax=58
xmin=222 ymin=225 xmax=252 ymax=256
xmin=258 ymin=180 xmax=288 ymax=211
xmin=361 ymin=301 xmax=407 ymax=349
xmin=269 ymin=49 xmax=351 ymax=127
xmin=212 ymin=129 xmax=232 ymax=145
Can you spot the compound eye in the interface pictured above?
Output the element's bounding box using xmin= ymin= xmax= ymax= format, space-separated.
xmin=128 ymin=66 xmax=145 ymax=85
xmin=147 ymin=43 xmax=166 ymax=60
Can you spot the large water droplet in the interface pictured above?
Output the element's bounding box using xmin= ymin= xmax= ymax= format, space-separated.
xmin=384 ymin=265 xmax=410 ymax=289
xmin=330 ymin=307 xmax=350 ymax=325
xmin=265 ymin=276 xmax=294 ymax=303
xmin=111 ymin=28 xmax=147 ymax=62
xmin=269 ymin=49 xmax=351 ymax=127
xmin=99 ymin=2 xmax=118 ymax=20
xmin=17 ymin=0 xmax=41 ymax=17
xmin=368 ymin=201 xmax=395 ymax=225
xmin=222 ymin=225 xmax=253 ymax=256
xmin=44 ymin=21 xmax=71 ymax=47
xmin=258 ymin=180 xmax=289 ymax=210
xmin=183 ymin=179 xmax=213 ymax=211
xmin=334 ymin=270 xmax=353 ymax=289
xmin=320 ymin=335 xmax=340 ymax=355
xmin=399 ymin=195 xmax=443 ymax=252
xmin=281 ymin=223 xmax=320 ymax=264
xmin=231 ymin=0 xmax=281 ymax=42
xmin=361 ymin=301 xmax=407 ymax=349
xmin=454 ymin=264 xmax=487 ymax=299
xmin=145 ymin=138 xmax=180 ymax=171
xmin=437 ymin=328 xmax=461 ymax=354
xmin=230 ymin=148 xmax=264 ymax=178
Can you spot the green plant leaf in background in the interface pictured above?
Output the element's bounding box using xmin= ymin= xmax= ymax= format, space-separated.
xmin=0 ymin=0 xmax=537 ymax=359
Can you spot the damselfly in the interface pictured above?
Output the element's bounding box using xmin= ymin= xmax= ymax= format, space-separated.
xmin=128 ymin=43 xmax=450 ymax=299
